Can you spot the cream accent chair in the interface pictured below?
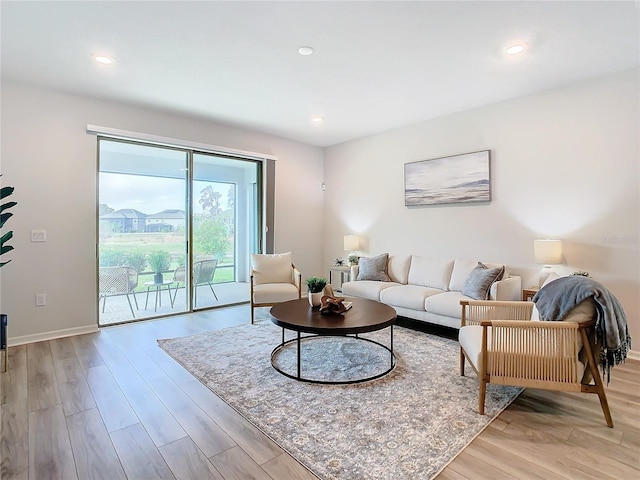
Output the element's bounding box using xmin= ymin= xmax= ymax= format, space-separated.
xmin=250 ymin=252 xmax=302 ymax=324
xmin=458 ymin=300 xmax=613 ymax=427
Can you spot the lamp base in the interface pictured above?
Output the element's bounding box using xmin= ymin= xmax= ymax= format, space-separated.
xmin=538 ymin=266 xmax=554 ymax=288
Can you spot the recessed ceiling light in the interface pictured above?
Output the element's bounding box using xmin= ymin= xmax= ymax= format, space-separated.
xmin=311 ymin=115 xmax=324 ymax=123
xmin=94 ymin=54 xmax=115 ymax=65
xmin=505 ymin=43 xmax=526 ymax=55
xmin=298 ymin=46 xmax=314 ymax=56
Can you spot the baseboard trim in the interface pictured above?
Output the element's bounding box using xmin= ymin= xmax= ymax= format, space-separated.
xmin=627 ymin=350 xmax=640 ymax=362
xmin=8 ymin=325 xmax=99 ymax=346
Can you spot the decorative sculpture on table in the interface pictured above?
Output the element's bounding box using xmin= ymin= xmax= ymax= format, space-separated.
xmin=320 ymin=295 xmax=350 ymax=315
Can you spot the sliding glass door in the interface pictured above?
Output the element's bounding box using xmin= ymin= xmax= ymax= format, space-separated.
xmin=98 ymin=139 xmax=260 ymax=326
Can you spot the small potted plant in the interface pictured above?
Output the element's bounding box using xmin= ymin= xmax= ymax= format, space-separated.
xmin=348 ymin=254 xmax=359 ymax=266
xmin=148 ymin=250 xmax=171 ymax=283
xmin=306 ymin=276 xmax=327 ymax=307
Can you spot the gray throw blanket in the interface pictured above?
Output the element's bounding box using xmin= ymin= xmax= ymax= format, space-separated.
xmin=533 ymin=275 xmax=631 ymax=382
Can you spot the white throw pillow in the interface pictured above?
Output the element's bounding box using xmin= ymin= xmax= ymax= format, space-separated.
xmin=251 ymin=252 xmax=292 ymax=285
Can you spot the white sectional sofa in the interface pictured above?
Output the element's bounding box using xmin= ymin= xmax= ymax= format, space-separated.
xmin=341 ymin=254 xmax=521 ymax=329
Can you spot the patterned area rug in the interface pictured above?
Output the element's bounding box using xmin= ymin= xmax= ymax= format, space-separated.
xmin=158 ymin=321 xmax=521 ymax=480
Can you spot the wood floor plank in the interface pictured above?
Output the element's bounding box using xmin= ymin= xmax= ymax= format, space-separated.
xmin=259 ymin=452 xmax=319 ymax=480
xmin=91 ymin=329 xmax=187 ymax=446
xmin=69 ymin=333 xmax=105 ymax=371
xmin=27 ymin=348 xmax=61 ymax=413
xmin=66 ymin=408 xmax=127 ymax=480
xmin=147 ymin=375 xmax=236 ymax=458
xmin=86 ymin=365 xmax=139 ymax=432
xmin=1 ymin=344 xmax=27 ymax=405
xmin=26 ymin=341 xmax=51 ymax=361
xmin=462 ymin=436 xmax=566 ymax=480
xmin=28 ymin=404 xmax=77 ymax=480
xmin=50 ymin=347 xmax=96 ymax=416
xmin=159 ymin=436 xmax=224 ymax=480
xmin=180 ymin=379 xmax=284 ymax=465
xmin=49 ymin=337 xmax=77 ymax=361
xmin=0 ymin=401 xmax=29 ymax=480
xmin=568 ymin=424 xmax=639 ymax=469
xmin=447 ymin=450 xmax=518 ymax=479
xmin=110 ymin=423 xmax=176 ymax=480
xmin=104 ymin=327 xmax=168 ymax=381
xmin=209 ymin=445 xmax=272 ymax=480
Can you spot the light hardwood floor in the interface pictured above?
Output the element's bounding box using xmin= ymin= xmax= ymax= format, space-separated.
xmin=1 ymin=304 xmax=638 ymax=479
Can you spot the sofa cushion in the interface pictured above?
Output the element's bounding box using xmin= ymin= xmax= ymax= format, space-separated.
xmin=388 ymin=254 xmax=412 ymax=284
xmin=407 ymin=256 xmax=454 ymax=290
xmin=462 ymin=262 xmax=505 ymax=300
xmin=251 ymin=252 xmax=292 ymax=285
xmin=380 ymin=284 xmax=444 ymax=311
xmin=425 ymin=291 xmax=469 ymax=318
xmin=342 ymin=280 xmax=399 ymax=301
xmin=357 ymin=253 xmax=391 ymax=281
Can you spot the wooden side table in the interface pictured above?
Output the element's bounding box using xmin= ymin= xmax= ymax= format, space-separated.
xmin=329 ymin=265 xmax=351 ymax=292
xmin=522 ymin=287 xmax=539 ymax=301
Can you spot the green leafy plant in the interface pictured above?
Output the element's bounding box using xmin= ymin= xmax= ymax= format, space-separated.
xmin=0 ymin=176 xmax=17 ymax=268
xmin=126 ymin=251 xmax=148 ymax=273
xmin=348 ymin=254 xmax=359 ymax=265
xmin=306 ymin=276 xmax=327 ymax=293
xmin=99 ymin=247 xmax=128 ymax=267
xmin=148 ymin=250 xmax=171 ymax=273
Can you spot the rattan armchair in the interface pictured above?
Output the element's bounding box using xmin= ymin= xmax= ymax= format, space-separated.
xmin=458 ymin=300 xmax=613 ymax=427
xmin=172 ymin=258 xmax=219 ymax=307
xmin=98 ymin=266 xmax=139 ymax=317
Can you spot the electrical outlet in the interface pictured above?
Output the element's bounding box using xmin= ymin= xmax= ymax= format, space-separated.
xmin=35 ymin=293 xmax=46 ymax=306
xmin=31 ymin=230 xmax=47 ymax=242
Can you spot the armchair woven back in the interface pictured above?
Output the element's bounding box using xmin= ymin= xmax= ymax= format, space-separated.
xmin=99 ymin=266 xmax=138 ymax=295
xmin=487 ymin=320 xmax=582 ymax=390
xmin=460 ymin=300 xmax=533 ymax=327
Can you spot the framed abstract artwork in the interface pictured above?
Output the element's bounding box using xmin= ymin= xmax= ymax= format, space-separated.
xmin=404 ymin=150 xmax=491 ymax=206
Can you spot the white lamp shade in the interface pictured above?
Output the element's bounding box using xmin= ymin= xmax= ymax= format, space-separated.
xmin=534 ymin=239 xmax=563 ymax=265
xmin=344 ymin=235 xmax=360 ymax=251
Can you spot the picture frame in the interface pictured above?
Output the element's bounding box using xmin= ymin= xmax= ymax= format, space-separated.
xmin=404 ymin=150 xmax=491 ymax=206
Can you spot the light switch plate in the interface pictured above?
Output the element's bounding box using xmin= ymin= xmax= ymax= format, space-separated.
xmin=31 ymin=230 xmax=47 ymax=242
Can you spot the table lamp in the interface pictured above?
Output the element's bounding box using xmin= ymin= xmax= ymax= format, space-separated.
xmin=534 ymin=239 xmax=563 ymax=287
xmin=344 ymin=235 xmax=361 ymax=264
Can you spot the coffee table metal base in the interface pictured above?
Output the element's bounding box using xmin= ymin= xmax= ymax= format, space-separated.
xmin=270 ymin=326 xmax=396 ymax=385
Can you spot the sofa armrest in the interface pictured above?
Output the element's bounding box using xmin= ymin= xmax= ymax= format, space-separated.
xmin=350 ymin=265 xmax=359 ymax=280
xmin=489 ymin=275 xmax=521 ymax=301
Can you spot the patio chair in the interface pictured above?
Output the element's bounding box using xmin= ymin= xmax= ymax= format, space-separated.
xmin=458 ymin=299 xmax=613 ymax=427
xmin=172 ymin=258 xmax=219 ymax=307
xmin=98 ymin=266 xmax=139 ymax=317
xmin=250 ymin=252 xmax=302 ymax=324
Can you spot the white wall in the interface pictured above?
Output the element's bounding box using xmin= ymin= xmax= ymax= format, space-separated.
xmin=0 ymin=82 xmax=325 ymax=342
xmin=323 ymin=68 xmax=640 ymax=347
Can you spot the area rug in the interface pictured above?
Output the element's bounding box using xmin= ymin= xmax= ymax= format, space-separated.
xmin=158 ymin=321 xmax=521 ymax=479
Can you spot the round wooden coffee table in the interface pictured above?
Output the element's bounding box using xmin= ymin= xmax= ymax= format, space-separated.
xmin=269 ymin=297 xmax=397 ymax=384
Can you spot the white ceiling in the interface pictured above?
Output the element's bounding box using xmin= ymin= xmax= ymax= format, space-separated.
xmin=2 ymin=1 xmax=638 ymax=147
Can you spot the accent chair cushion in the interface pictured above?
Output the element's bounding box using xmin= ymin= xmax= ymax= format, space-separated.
xmin=462 ymin=262 xmax=505 ymax=300
xmin=252 ymin=283 xmax=299 ymax=303
xmin=251 ymin=252 xmax=292 ymax=285
xmin=357 ymin=253 xmax=391 ymax=281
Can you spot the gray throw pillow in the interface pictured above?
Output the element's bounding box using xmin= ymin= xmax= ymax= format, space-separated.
xmin=357 ymin=253 xmax=391 ymax=281
xmin=462 ymin=262 xmax=505 ymax=300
